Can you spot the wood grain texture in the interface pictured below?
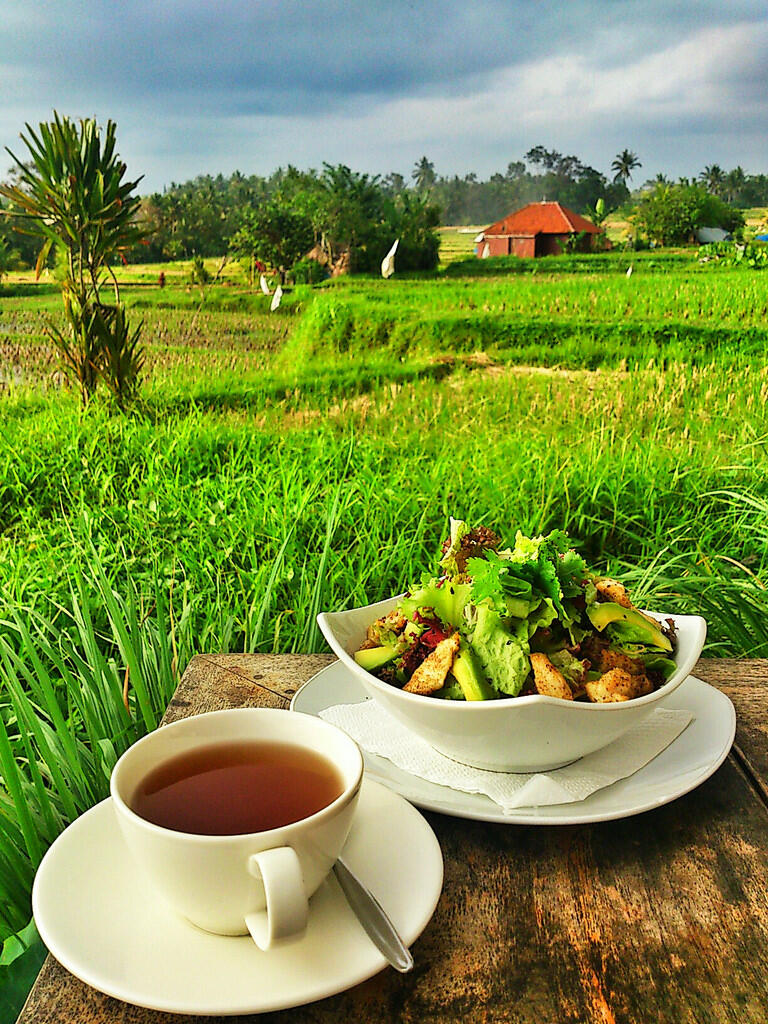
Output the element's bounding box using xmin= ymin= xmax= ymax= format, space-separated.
xmin=693 ymin=659 xmax=768 ymax=805
xmin=18 ymin=656 xmax=768 ymax=1024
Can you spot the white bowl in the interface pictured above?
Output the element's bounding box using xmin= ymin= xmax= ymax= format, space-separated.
xmin=317 ymin=596 xmax=707 ymax=772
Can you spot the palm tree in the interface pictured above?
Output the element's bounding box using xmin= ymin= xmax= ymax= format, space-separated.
xmin=724 ymin=166 xmax=746 ymax=205
xmin=611 ymin=150 xmax=642 ymax=184
xmin=699 ymin=165 xmax=726 ymax=197
xmin=412 ymin=156 xmax=436 ymax=192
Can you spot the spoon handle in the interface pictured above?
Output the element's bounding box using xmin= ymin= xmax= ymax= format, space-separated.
xmin=333 ymin=857 xmax=414 ymax=973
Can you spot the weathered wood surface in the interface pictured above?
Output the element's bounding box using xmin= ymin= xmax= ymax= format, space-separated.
xmin=18 ymin=657 xmax=768 ymax=1024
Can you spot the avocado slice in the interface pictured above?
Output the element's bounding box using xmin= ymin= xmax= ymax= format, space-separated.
xmin=354 ymin=645 xmax=401 ymax=671
xmin=450 ymin=643 xmax=497 ymax=701
xmin=587 ymin=602 xmax=672 ymax=652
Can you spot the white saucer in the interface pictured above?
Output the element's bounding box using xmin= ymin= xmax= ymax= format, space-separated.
xmin=32 ymin=779 xmax=443 ymax=1015
xmin=292 ymin=666 xmax=736 ymax=825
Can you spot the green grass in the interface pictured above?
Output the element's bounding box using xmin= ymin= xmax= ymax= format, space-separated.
xmin=1 ymin=250 xmax=767 ymax=977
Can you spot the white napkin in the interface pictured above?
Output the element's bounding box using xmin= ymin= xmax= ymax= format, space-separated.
xmin=320 ymin=700 xmax=693 ymax=813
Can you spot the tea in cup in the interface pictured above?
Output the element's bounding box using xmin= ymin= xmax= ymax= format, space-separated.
xmin=110 ymin=707 xmax=363 ymax=949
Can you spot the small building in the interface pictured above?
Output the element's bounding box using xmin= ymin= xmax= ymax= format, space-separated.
xmin=696 ymin=227 xmax=731 ymax=244
xmin=476 ymin=201 xmax=602 ymax=258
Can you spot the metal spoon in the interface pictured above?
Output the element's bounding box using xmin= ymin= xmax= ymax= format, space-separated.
xmin=333 ymin=856 xmax=414 ymax=973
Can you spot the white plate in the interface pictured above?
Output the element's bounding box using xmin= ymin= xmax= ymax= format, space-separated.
xmin=291 ymin=665 xmax=736 ymax=825
xmin=32 ymin=779 xmax=443 ymax=1016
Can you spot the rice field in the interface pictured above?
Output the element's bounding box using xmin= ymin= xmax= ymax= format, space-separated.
xmin=0 ymin=251 xmax=767 ymax=975
xmin=437 ymin=226 xmax=484 ymax=263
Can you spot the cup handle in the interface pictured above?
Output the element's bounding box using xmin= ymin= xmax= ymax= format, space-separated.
xmin=245 ymin=847 xmax=308 ymax=950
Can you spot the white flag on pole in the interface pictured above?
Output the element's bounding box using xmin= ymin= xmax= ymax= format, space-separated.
xmin=270 ymin=284 xmax=283 ymax=312
xmin=260 ymin=274 xmax=271 ymax=294
xmin=381 ymin=238 xmax=399 ymax=279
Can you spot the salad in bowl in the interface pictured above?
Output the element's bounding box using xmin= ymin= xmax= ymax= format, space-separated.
xmin=354 ymin=519 xmax=677 ymax=705
xmin=318 ymin=520 xmax=706 ymax=771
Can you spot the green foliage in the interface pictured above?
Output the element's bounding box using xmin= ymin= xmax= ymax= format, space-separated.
xmin=229 ymin=203 xmax=314 ymax=273
xmin=188 ymin=254 xmax=211 ymax=286
xmin=635 ymin=182 xmax=744 ymax=246
xmin=0 ymin=557 xmax=183 ymax=941
xmin=316 ymin=163 xmax=384 ymax=268
xmin=698 ymin=240 xmax=768 ymax=270
xmin=0 ymin=919 xmax=46 ymax=1024
xmin=46 ymin=287 xmax=103 ymax=399
xmin=271 ymin=164 xmax=440 ymax=274
xmin=92 ymin=304 xmax=146 ymax=409
xmin=0 ymin=114 xmax=143 ymax=277
xmin=0 ymin=237 xmax=18 ymax=284
xmin=0 ymin=114 xmax=146 ymax=406
xmin=584 ymin=197 xmax=607 ymax=227
xmin=292 ymin=257 xmax=326 ymax=285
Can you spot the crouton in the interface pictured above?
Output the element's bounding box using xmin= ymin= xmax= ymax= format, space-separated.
xmin=585 ymin=668 xmax=639 ymax=703
xmin=631 ymin=673 xmax=654 ymax=697
xmin=594 ymin=578 xmax=632 ymax=608
xmin=596 ymin=648 xmax=644 ymax=676
xmin=403 ymin=632 xmax=460 ymax=695
xmin=530 ymin=653 xmax=574 ymax=701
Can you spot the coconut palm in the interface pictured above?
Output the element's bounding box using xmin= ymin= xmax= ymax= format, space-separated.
xmin=642 ymin=173 xmax=669 ymax=190
xmin=412 ymin=156 xmax=436 ymax=192
xmin=699 ymin=164 xmax=726 ymax=197
xmin=724 ymin=166 xmax=746 ymax=205
xmin=611 ymin=150 xmax=642 ymax=184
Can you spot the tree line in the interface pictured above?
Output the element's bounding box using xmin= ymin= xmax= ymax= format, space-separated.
xmin=125 ymin=146 xmax=635 ymax=262
xmin=2 ymin=138 xmax=766 ymax=274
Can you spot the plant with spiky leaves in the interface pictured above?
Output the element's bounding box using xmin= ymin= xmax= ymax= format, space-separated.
xmin=0 ymin=113 xmax=146 ymax=405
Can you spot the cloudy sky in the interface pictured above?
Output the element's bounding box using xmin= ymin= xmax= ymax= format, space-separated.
xmin=2 ymin=1 xmax=767 ymax=192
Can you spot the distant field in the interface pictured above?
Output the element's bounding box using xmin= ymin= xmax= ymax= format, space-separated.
xmin=438 ymin=225 xmax=484 ymax=263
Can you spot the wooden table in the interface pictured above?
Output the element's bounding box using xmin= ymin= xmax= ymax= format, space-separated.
xmin=17 ymin=656 xmax=768 ymax=1024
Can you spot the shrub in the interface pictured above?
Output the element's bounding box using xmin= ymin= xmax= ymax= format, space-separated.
xmin=292 ymin=257 xmax=326 ymax=285
xmin=0 ymin=114 xmax=146 ymax=406
xmin=188 ymin=254 xmax=210 ymax=286
xmin=635 ymin=182 xmax=744 ymax=246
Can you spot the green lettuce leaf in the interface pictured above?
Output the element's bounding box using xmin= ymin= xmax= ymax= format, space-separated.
xmin=468 ymin=605 xmax=530 ymax=697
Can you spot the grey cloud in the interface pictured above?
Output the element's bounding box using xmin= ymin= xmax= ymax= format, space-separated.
xmin=2 ymin=1 xmax=768 ymax=189
xmin=3 ymin=0 xmax=766 ymax=112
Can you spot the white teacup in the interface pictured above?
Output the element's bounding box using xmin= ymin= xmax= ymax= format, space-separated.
xmin=110 ymin=707 xmax=363 ymax=950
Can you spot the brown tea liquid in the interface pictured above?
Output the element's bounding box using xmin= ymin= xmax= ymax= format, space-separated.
xmin=130 ymin=740 xmax=345 ymax=835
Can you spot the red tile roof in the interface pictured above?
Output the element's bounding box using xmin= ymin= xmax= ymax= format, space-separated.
xmin=484 ymin=201 xmax=601 ymax=236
